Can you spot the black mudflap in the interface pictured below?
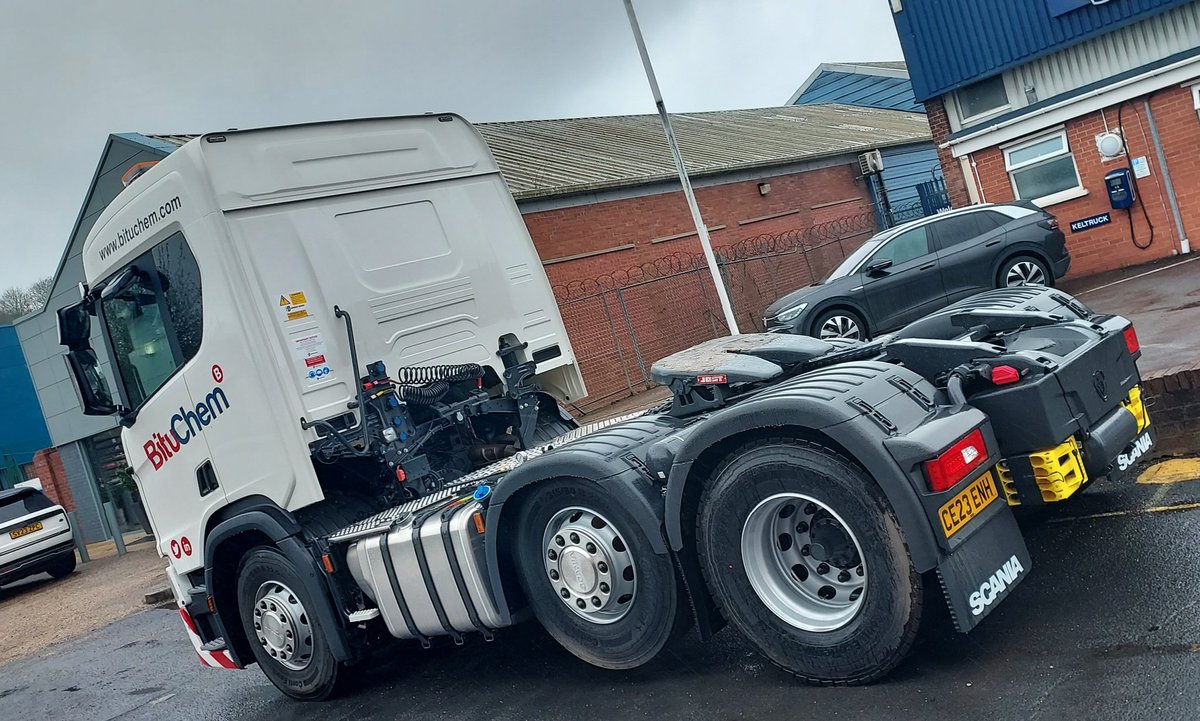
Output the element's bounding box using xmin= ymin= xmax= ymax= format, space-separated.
xmin=936 ymin=507 xmax=1032 ymax=633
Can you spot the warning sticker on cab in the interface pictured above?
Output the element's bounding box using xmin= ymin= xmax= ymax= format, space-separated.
xmin=279 ymin=291 xmax=310 ymax=322
xmin=293 ymin=333 xmax=331 ymax=385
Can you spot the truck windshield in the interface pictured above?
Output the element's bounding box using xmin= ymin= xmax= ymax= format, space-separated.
xmin=99 ymin=232 xmax=203 ymax=409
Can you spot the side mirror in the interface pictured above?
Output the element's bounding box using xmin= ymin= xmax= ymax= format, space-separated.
xmin=865 ymin=259 xmax=894 ymax=276
xmin=65 ymin=349 xmax=120 ymax=416
xmin=57 ymin=301 xmax=93 ymax=350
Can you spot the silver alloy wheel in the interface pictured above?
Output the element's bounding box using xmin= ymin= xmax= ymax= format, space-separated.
xmin=741 ymin=493 xmax=867 ymax=632
xmin=1006 ymin=260 xmax=1047 ymax=287
xmin=819 ymin=314 xmax=862 ymax=340
xmin=252 ymin=580 xmax=314 ymax=671
xmin=543 ymin=507 xmax=637 ymax=625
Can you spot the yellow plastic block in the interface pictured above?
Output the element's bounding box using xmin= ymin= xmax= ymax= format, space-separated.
xmin=1122 ymin=385 xmax=1149 ymax=433
xmin=1028 ymin=436 xmax=1087 ymax=502
xmin=996 ymin=461 xmax=1021 ymax=506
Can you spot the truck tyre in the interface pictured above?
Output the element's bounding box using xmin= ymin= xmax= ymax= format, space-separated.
xmin=236 ymin=547 xmax=342 ymax=701
xmin=513 ymin=478 xmax=680 ymax=669
xmin=47 ymin=553 xmax=77 ymax=579
xmin=698 ymin=438 xmax=923 ymax=685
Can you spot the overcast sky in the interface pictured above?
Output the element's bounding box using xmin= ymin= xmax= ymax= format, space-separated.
xmin=0 ymin=0 xmax=902 ymax=291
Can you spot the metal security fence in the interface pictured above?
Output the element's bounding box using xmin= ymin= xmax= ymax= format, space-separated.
xmin=554 ymin=210 xmax=881 ymax=412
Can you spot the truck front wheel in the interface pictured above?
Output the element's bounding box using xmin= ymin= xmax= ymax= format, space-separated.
xmin=698 ymin=439 xmax=923 ymax=685
xmin=236 ymin=547 xmax=342 ymax=701
xmin=513 ymin=479 xmax=681 ymax=669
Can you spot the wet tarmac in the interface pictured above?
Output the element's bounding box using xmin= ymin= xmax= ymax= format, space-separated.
xmin=3 ymin=470 xmax=1200 ymax=721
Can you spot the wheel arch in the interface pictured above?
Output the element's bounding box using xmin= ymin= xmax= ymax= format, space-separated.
xmin=992 ymin=245 xmax=1054 ymax=287
xmin=483 ymin=454 xmax=670 ymax=625
xmin=663 ymin=413 xmax=940 ymax=575
xmin=203 ymin=497 xmax=354 ymax=666
xmin=807 ymin=301 xmax=871 ymax=339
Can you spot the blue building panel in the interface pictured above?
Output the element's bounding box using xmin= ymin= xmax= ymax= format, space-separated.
xmin=794 ymin=72 xmax=923 ymax=112
xmin=0 ymin=325 xmax=51 ymax=480
xmin=879 ymin=145 xmax=944 ymax=209
xmin=893 ymin=0 xmax=1192 ymax=100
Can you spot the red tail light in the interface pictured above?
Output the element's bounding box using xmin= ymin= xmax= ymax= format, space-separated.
xmin=1039 ymin=217 xmax=1060 ymax=230
xmin=1124 ymin=326 xmax=1140 ymax=355
xmin=924 ymin=429 xmax=987 ymax=492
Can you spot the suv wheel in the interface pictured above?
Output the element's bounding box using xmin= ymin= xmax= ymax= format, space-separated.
xmin=1000 ymin=256 xmax=1051 ymax=287
xmin=812 ymin=309 xmax=866 ymax=341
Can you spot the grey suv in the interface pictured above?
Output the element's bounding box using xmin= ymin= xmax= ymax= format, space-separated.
xmin=763 ymin=202 xmax=1070 ymax=340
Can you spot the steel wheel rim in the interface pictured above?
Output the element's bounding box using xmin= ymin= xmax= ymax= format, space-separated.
xmin=252 ymin=580 xmax=314 ymax=671
xmin=819 ymin=315 xmax=861 ymax=340
xmin=1006 ymin=261 xmax=1046 ymax=287
xmin=543 ymin=507 xmax=637 ymax=625
xmin=741 ymin=493 xmax=867 ymax=632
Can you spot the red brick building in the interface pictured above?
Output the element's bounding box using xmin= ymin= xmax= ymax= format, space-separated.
xmin=476 ymin=105 xmax=935 ymax=407
xmin=893 ymin=0 xmax=1200 ymax=279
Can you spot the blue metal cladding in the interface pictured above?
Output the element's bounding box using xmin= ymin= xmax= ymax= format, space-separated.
xmin=794 ymin=72 xmax=924 ymax=112
xmin=0 ymin=325 xmax=51 ymax=469
xmin=879 ymin=145 xmax=945 ymax=209
xmin=893 ymin=0 xmax=1194 ymax=100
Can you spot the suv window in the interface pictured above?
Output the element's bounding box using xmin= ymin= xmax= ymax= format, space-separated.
xmin=932 ymin=214 xmax=987 ymax=251
xmin=0 ymin=492 xmax=53 ymax=525
xmin=869 ymin=226 xmax=930 ymax=268
xmin=975 ymin=211 xmax=1010 ymax=232
xmin=101 ymin=232 xmax=203 ymax=409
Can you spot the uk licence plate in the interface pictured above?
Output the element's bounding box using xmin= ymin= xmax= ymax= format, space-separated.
xmin=9 ymin=521 xmax=43 ymax=540
xmin=938 ymin=472 xmax=998 ymax=538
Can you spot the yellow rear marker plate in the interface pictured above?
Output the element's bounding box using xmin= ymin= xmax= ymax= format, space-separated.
xmin=938 ymin=471 xmax=999 ymax=538
xmin=1137 ymin=458 xmax=1200 ymax=485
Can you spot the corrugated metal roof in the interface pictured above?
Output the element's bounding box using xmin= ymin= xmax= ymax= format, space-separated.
xmin=146 ymin=104 xmax=931 ymax=201
xmin=856 ymin=61 xmax=909 ymax=71
xmin=892 ymin=0 xmax=1191 ymax=100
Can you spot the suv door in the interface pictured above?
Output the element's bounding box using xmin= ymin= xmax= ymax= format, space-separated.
xmin=932 ymin=211 xmax=1008 ymax=301
xmin=861 ymin=224 xmax=947 ymax=330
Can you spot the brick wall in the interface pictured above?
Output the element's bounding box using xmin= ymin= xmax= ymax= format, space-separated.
xmin=522 ymin=164 xmax=878 ymax=408
xmin=32 ymin=448 xmax=75 ymax=512
xmin=931 ymin=86 xmax=1197 ymax=279
xmin=1143 ymin=361 xmax=1200 ymax=460
xmin=925 ymin=98 xmax=972 ymax=209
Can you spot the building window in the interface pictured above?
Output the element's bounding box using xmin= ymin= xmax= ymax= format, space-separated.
xmin=957 ymin=75 xmax=1010 ymax=122
xmin=1004 ymin=130 xmax=1083 ymax=204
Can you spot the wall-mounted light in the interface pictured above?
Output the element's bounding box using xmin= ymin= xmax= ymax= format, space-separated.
xmin=757 ymin=182 xmax=771 ymax=196
xmin=1024 ymin=85 xmax=1038 ymax=105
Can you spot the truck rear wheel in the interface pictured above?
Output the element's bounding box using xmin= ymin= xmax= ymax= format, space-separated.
xmin=698 ymin=439 xmax=923 ymax=685
xmin=513 ymin=479 xmax=680 ymax=669
xmin=236 ymin=547 xmax=342 ymax=701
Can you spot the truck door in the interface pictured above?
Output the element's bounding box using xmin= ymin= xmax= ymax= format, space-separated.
xmin=100 ymin=232 xmax=222 ymax=567
xmin=932 ymin=212 xmax=1006 ymax=302
xmin=861 ymin=224 xmax=946 ymax=331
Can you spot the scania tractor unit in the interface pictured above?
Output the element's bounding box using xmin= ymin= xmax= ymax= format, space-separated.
xmin=56 ymin=114 xmax=1152 ymax=700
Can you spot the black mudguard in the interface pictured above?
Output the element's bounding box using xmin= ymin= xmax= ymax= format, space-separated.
xmin=203 ymin=498 xmax=354 ymax=665
xmin=484 ymin=414 xmax=684 ymax=625
xmin=935 ymin=505 xmax=1032 ymax=632
xmin=663 ymin=360 xmax=953 ymax=573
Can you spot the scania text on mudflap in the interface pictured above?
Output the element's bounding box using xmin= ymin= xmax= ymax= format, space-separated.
xmin=56 ymin=114 xmax=1150 ymax=700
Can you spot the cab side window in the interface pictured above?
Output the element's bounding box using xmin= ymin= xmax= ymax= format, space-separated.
xmin=869 ymin=226 xmax=931 ymax=268
xmin=100 ymin=233 xmax=203 ymax=409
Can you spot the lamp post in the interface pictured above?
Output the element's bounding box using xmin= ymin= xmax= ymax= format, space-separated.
xmin=621 ymin=0 xmax=741 ymax=335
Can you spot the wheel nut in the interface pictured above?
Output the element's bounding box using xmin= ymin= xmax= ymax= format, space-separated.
xmin=560 ymin=588 xmax=570 ymax=599
xmin=576 ymin=599 xmax=587 ymax=609
xmin=856 ymin=565 xmax=864 ymax=577
xmin=585 ymin=542 xmax=597 ymax=554
xmin=795 ymin=521 xmax=808 ymax=533
xmin=569 ymin=532 xmax=580 ymax=544
xmin=555 ymin=535 xmax=565 ymax=547
xmin=591 ymin=597 xmax=601 ymax=607
xmin=548 ymin=549 xmax=558 ymax=561
xmin=599 ymin=582 xmax=610 ymax=593
xmin=597 ymin=562 xmax=609 ymax=574
xmin=838 ymin=570 xmax=851 ymax=583
xmin=816 ymin=562 xmax=830 ymax=575
xmin=800 ymin=544 xmax=811 ymax=556
xmin=549 ymin=570 xmax=560 ymax=580
xmin=804 ymin=503 xmax=817 ymax=515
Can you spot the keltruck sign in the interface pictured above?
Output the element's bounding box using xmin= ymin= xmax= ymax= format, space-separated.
xmin=1069 ymin=212 xmax=1112 ymax=233
xmin=143 ymin=383 xmax=232 ymax=471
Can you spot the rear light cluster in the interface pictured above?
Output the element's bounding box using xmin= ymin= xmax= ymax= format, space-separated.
xmin=1039 ymin=216 xmax=1060 ymax=230
xmin=924 ymin=429 xmax=988 ymax=492
xmin=1124 ymin=326 xmax=1140 ymax=355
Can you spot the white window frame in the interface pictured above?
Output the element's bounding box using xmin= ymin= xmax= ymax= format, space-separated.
xmin=955 ymin=75 xmax=1013 ymax=125
xmin=1003 ymin=129 xmax=1086 ymax=207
